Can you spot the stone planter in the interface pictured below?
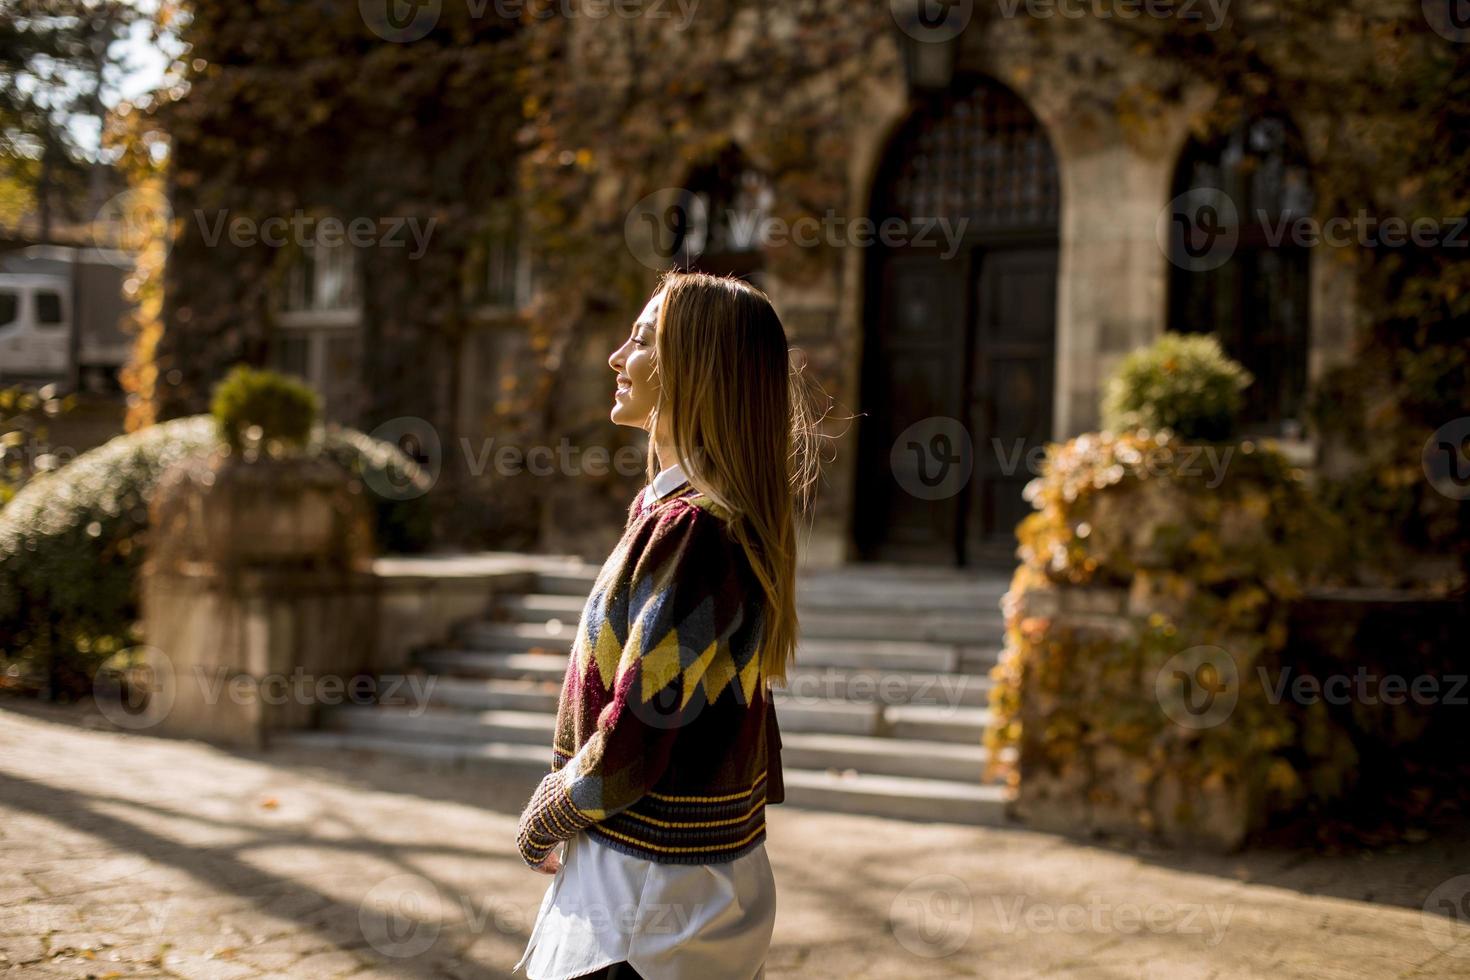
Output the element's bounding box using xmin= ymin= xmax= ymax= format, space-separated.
xmin=149 ymin=450 xmax=376 ymax=574
xmin=988 ymin=430 xmax=1344 ymax=851
xmin=1005 ymin=580 xmax=1282 ymax=851
xmin=138 ymin=449 xmax=379 ymax=748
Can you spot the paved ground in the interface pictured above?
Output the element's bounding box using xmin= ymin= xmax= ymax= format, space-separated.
xmin=2 ymin=699 xmax=1468 ymax=979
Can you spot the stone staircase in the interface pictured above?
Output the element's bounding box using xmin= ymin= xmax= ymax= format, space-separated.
xmin=280 ymin=560 xmax=1017 ymax=826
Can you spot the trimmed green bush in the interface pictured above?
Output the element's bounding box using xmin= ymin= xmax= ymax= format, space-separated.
xmin=1102 ymin=333 xmax=1253 ymax=442
xmin=210 ymin=364 xmax=320 ymax=453
xmin=0 ymin=415 xmax=432 ymax=698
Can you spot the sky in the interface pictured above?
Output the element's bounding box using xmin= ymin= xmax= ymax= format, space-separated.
xmin=14 ymin=0 xmax=180 ymax=162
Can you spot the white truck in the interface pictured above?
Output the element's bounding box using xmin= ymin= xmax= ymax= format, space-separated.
xmin=0 ymin=244 xmax=135 ymax=393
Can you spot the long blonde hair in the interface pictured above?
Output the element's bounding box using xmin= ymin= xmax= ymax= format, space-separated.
xmin=645 ymin=269 xmax=826 ymax=690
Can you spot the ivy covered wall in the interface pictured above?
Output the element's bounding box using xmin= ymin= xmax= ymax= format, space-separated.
xmin=117 ymin=0 xmax=525 ymax=545
xmin=116 ymin=1 xmax=1467 ymax=565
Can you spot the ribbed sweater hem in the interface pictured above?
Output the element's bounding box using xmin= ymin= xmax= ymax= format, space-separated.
xmin=583 ymin=822 xmax=769 ymax=865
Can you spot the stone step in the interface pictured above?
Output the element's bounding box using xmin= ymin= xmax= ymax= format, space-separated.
xmin=287 ymin=728 xmax=1003 ymax=785
xmin=302 ymin=712 xmax=999 ymax=783
xmin=520 ymin=580 xmax=1010 ymax=616
xmin=774 ymin=697 xmax=883 ymax=736
xmin=492 ymin=593 xmax=587 ymax=619
xmin=796 ymin=581 xmax=1010 ymax=611
xmin=816 ymin=612 xmax=1007 ymax=644
xmin=420 ymin=652 xmax=1005 ymax=705
xmin=535 ymin=571 xmax=601 ymax=596
xmin=425 ymin=676 xmax=561 ymax=713
xmin=458 ymin=621 xmax=580 ymax=650
xmin=412 ymin=661 xmax=994 ymax=710
xmin=796 ymin=588 xmax=1009 ymax=612
xmin=780 ymin=731 xmax=997 ymax=783
xmin=299 ymin=558 xmax=1019 ymax=828
xmin=780 ymin=769 xmax=1011 ymax=826
xmin=883 ymin=704 xmax=993 ymax=744
xmin=419 ymin=650 xmax=569 ymax=683
xmin=452 ymin=624 xmax=987 ymax=674
xmin=322 ymin=693 xmax=989 ymax=743
xmin=958 ymin=646 xmax=1009 ymax=675
xmin=779 ymin=666 xmax=994 ymax=708
xmin=490 ymin=594 xmax=1005 ymax=644
xmin=274 ymin=731 xmax=1012 ymax=827
xmin=324 ymin=704 xmax=553 ymax=745
xmin=278 ymin=730 xmax=551 ymax=775
xmin=366 ymin=694 xmax=888 ymax=740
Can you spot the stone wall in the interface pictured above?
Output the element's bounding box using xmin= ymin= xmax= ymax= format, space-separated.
xmin=1002 ymin=578 xmax=1468 ymax=848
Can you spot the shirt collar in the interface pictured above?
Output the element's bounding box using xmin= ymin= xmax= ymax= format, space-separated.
xmin=644 ymin=460 xmax=690 ymax=507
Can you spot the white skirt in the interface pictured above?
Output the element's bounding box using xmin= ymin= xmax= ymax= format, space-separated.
xmin=513 ymin=830 xmax=777 ymax=980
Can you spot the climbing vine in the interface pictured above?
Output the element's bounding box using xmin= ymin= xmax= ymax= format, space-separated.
xmin=1066 ymin=0 xmax=1470 ymax=585
xmin=511 ymin=1 xmax=896 ymax=500
xmin=985 ymin=429 xmax=1347 ymax=844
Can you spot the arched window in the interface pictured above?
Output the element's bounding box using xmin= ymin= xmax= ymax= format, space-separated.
xmin=880 ymin=76 xmax=1060 ymax=234
xmin=1169 ymin=112 xmax=1314 ymax=437
xmin=668 ymin=145 xmax=772 ymax=288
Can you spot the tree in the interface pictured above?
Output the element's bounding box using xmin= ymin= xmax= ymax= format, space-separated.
xmin=0 ymin=0 xmax=154 ymax=238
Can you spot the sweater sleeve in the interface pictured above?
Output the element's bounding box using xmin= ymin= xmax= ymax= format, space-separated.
xmin=516 ymin=499 xmax=742 ymax=867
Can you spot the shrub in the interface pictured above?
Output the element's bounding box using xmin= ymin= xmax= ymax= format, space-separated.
xmin=316 ymin=425 xmax=436 ymax=553
xmin=0 ymin=385 xmax=76 ymax=506
xmin=0 ymin=414 xmax=432 ymax=698
xmin=1102 ymin=333 xmax=1253 ymax=441
xmin=210 ymin=364 xmax=320 ymax=453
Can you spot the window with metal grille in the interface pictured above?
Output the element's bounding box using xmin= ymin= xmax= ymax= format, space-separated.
xmin=881 ymin=74 xmax=1060 ymax=234
xmin=668 ymin=145 xmax=772 ymax=288
xmin=1169 ymin=112 xmax=1314 ymax=437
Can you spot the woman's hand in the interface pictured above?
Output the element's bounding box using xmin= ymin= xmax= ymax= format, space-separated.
xmin=532 ymin=845 xmax=562 ymax=875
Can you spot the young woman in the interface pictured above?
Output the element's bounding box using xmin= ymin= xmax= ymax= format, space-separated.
xmin=512 ymin=270 xmax=823 ymax=980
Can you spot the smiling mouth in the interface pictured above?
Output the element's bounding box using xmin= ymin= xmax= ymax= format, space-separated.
xmin=615 ymin=376 xmax=633 ymax=395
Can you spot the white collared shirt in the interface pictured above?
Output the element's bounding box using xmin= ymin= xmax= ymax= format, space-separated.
xmin=642 ymin=459 xmax=690 ymax=508
xmin=514 ymin=458 xmax=776 ymax=980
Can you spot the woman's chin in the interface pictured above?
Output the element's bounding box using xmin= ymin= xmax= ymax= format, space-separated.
xmin=609 ymin=404 xmax=642 ymax=427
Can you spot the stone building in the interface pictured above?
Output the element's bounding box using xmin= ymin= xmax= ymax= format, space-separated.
xmin=257 ymin=4 xmax=1361 ymax=567
xmin=479 ymin=1 xmax=1352 ymax=567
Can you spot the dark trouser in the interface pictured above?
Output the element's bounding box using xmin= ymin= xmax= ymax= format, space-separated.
xmin=571 ymin=962 xmax=645 ymax=979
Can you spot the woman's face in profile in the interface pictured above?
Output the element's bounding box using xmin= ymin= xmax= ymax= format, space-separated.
xmin=608 ymin=289 xmax=662 ymax=429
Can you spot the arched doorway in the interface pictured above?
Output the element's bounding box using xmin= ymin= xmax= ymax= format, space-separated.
xmin=855 ymin=74 xmax=1061 ymax=566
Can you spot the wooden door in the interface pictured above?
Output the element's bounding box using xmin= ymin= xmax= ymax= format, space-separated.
xmin=855 ymin=252 xmax=969 ymax=564
xmin=962 ymin=247 xmax=1058 ymax=563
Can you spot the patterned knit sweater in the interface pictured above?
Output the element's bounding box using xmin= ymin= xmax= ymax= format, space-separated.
xmin=515 ymin=481 xmax=785 ymax=867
